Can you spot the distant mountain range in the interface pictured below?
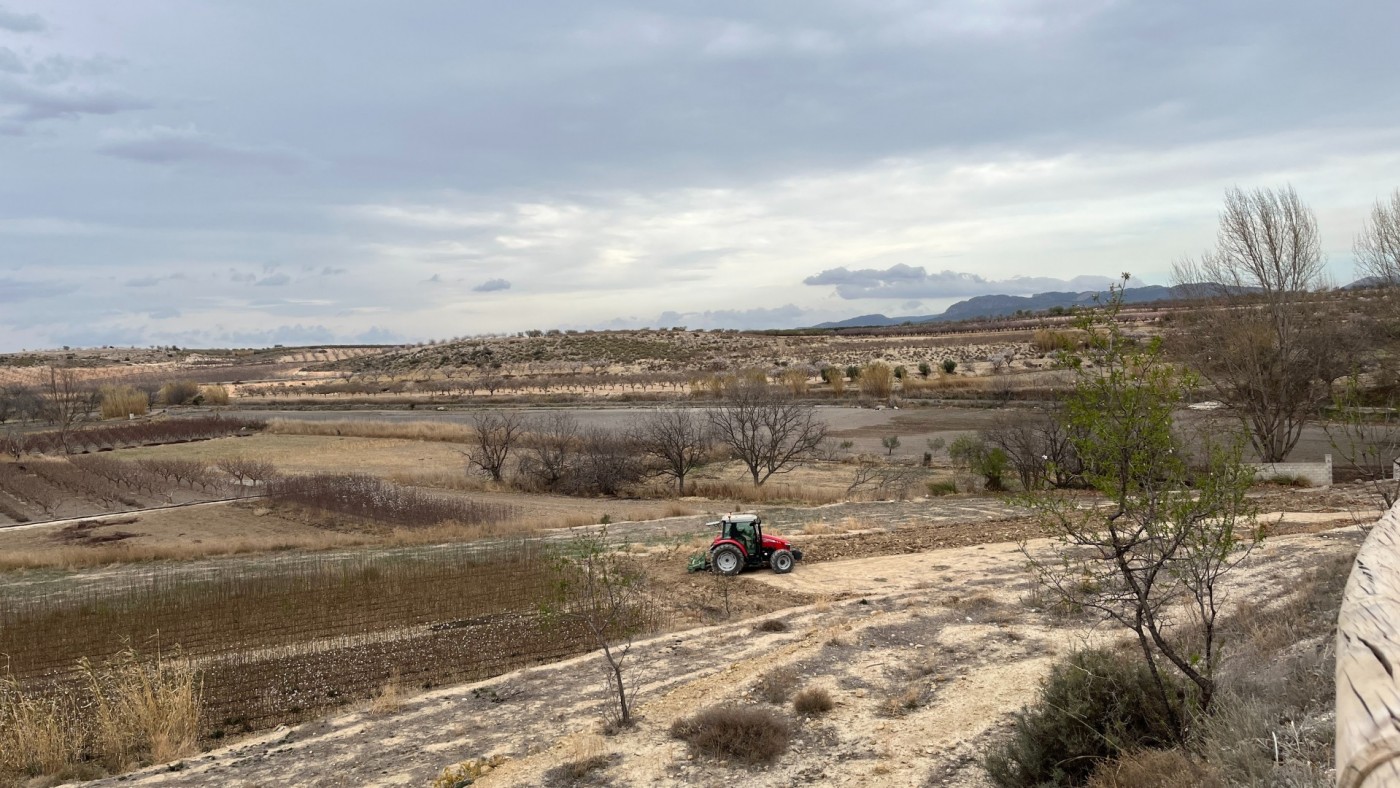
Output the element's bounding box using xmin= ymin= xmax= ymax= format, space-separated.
xmin=811 ymin=284 xmax=1190 ymax=329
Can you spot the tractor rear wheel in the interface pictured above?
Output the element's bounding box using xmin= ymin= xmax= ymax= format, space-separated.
xmin=771 ymin=549 xmax=794 ymax=574
xmin=712 ymin=545 xmax=744 ymax=576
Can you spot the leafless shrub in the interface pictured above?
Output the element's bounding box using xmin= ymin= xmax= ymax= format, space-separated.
xmin=157 ymin=380 xmax=201 ymax=406
xmin=11 ymin=415 xmax=264 ymax=456
xmin=846 ymin=455 xmax=922 ymax=500
xmin=669 ymin=705 xmax=791 ymax=765
xmin=266 ymin=473 xmax=516 ymax=527
xmin=27 ymin=460 xmax=139 ymax=507
xmin=217 ymin=456 xmax=280 ymax=490
xmin=0 ymin=463 xmax=60 ymax=515
xmin=793 ymin=686 xmax=834 ymax=716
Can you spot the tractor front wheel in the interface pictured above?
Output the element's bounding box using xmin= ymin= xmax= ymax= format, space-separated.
xmin=712 ymin=545 xmax=744 ymax=576
xmin=771 ymin=549 xmax=794 ymax=574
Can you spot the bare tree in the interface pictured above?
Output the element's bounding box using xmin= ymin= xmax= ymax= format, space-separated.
xmin=540 ymin=528 xmax=653 ymax=730
xmin=465 ymin=410 xmax=525 ymax=483
xmin=1173 ymin=185 xmax=1337 ymax=462
xmin=518 ymin=412 xmax=578 ymax=491
xmin=707 ymin=382 xmax=828 ymax=486
xmin=635 ymin=408 xmax=710 ymax=494
xmin=1326 ymin=376 xmax=1400 ymax=507
xmin=37 ymin=367 xmax=95 ymax=452
xmin=0 ymin=385 xmax=33 ymax=424
xmin=1356 ymin=188 xmax=1400 ymax=286
xmin=217 ymin=456 xmax=279 ymax=493
xmin=575 ymin=426 xmax=645 ymax=496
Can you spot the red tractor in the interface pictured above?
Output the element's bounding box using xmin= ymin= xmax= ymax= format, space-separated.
xmin=690 ymin=513 xmax=802 ymax=576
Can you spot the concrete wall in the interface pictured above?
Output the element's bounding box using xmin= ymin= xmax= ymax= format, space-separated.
xmin=1249 ymin=454 xmax=1332 ymax=487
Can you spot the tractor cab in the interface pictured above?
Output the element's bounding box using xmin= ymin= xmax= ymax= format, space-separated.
xmin=701 ymin=513 xmax=803 ymax=576
xmin=721 ymin=516 xmax=761 ymax=556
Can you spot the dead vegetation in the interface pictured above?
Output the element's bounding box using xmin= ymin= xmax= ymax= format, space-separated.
xmin=669 ymin=704 xmax=791 ymax=765
xmin=0 ymin=648 xmax=200 ymax=784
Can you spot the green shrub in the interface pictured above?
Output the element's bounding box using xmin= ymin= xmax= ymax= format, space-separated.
xmin=985 ymin=648 xmax=1185 ymax=788
xmin=669 ymin=705 xmax=790 ymax=764
xmin=918 ymin=362 xmax=932 ymax=378
xmin=942 ymin=359 xmax=957 ymax=374
xmin=927 ymin=481 xmax=957 ymax=496
xmin=948 ymin=435 xmax=1008 ymax=490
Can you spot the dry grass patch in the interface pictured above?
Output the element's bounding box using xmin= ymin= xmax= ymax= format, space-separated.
xmin=369 ymin=670 xmax=402 ymax=714
xmin=879 ymin=683 xmax=933 ymax=717
xmin=754 ymin=666 xmax=799 ymax=704
xmin=1086 ymin=749 xmax=1224 ymax=788
xmin=99 ymin=386 xmax=149 ymax=419
xmin=669 ymin=704 xmax=791 ymax=765
xmin=543 ymin=734 xmax=613 ymax=787
xmin=265 ymin=418 xmax=476 ymax=443
xmin=0 ymin=647 xmax=200 ymax=783
xmin=199 ymin=385 xmax=230 ymax=405
xmin=687 ymin=479 xmax=844 ymax=505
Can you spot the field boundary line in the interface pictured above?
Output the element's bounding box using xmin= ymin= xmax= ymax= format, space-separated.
xmin=0 ymin=496 xmax=266 ymax=533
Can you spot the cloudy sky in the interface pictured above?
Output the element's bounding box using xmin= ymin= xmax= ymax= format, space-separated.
xmin=1 ymin=1 xmax=1397 ymax=351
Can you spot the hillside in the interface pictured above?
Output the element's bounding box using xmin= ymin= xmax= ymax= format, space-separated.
xmin=812 ymin=284 xmax=1186 ymax=329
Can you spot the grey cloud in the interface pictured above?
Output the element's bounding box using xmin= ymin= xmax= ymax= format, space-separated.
xmin=212 ymin=324 xmax=400 ymax=346
xmin=804 ymin=265 xmax=1118 ymax=300
xmin=0 ymin=48 xmax=22 ymax=74
xmin=28 ymin=54 xmax=124 ymax=86
xmin=0 ymin=278 xmax=76 ymax=305
xmin=0 ymin=2 xmax=1396 ymax=351
xmin=98 ymin=126 xmax=300 ymax=169
xmin=0 ymin=7 xmax=45 ymax=33
xmin=0 ymin=80 xmax=147 ymax=124
xmin=228 ymin=270 xmax=257 ymax=284
xmin=472 ymin=278 xmax=511 ymax=292
xmin=148 ymin=307 xmax=180 ymax=319
xmin=255 ymin=273 xmax=291 ymax=287
xmin=321 ymin=266 xmax=347 ymax=276
xmin=652 ymin=304 xmax=808 ymax=331
xmin=125 ymin=276 xmax=161 ymax=287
